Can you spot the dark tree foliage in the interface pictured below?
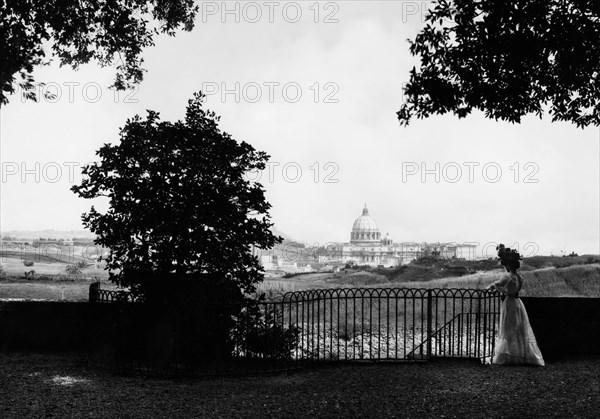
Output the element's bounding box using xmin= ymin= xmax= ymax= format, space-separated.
xmin=71 ymin=92 xmax=282 ymax=299
xmin=398 ymin=0 xmax=600 ymax=128
xmin=0 ymin=0 xmax=197 ymax=105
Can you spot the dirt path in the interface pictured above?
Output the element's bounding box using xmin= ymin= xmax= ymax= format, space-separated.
xmin=0 ymin=353 xmax=598 ymax=418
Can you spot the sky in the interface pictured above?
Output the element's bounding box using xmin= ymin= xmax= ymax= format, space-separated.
xmin=0 ymin=1 xmax=599 ymax=257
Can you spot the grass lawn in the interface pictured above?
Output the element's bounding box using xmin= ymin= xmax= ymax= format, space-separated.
xmin=0 ymin=278 xmax=117 ymax=301
xmin=0 ymin=353 xmax=598 ymax=418
xmin=0 ymin=281 xmax=95 ymax=301
xmin=258 ymin=264 xmax=600 ymax=300
xmin=378 ymin=264 xmax=600 ymax=297
xmin=1 ymin=263 xmax=598 ymax=302
xmin=0 ymin=256 xmax=112 ymax=301
xmin=0 ymin=255 xmax=109 ymax=280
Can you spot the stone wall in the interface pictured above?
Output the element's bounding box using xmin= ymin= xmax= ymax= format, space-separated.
xmin=522 ymin=297 xmax=600 ymax=360
xmin=0 ymin=301 xmax=90 ymax=351
xmin=1 ymin=298 xmax=599 ymax=360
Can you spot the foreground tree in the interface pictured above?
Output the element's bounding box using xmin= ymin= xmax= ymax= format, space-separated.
xmin=0 ymin=0 xmax=197 ymax=105
xmin=71 ymin=92 xmax=281 ymax=301
xmin=398 ymin=0 xmax=600 ymax=128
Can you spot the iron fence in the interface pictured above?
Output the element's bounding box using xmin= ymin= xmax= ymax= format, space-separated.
xmin=89 ymin=282 xmax=139 ymax=303
xmin=89 ymin=284 xmax=501 ymax=367
xmin=271 ymin=288 xmax=500 ymax=362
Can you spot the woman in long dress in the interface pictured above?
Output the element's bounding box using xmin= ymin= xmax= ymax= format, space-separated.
xmin=487 ymin=245 xmax=545 ymax=366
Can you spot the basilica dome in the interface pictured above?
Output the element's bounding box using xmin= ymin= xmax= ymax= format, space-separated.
xmin=350 ymin=204 xmax=381 ymax=243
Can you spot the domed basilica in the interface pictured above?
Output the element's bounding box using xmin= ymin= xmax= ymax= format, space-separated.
xmin=350 ymin=205 xmax=383 ymax=243
xmin=341 ymin=204 xmax=404 ymax=266
xmin=341 ymin=204 xmax=477 ymax=267
xmin=254 ymin=204 xmax=477 ymax=273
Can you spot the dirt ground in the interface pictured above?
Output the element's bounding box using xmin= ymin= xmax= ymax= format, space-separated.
xmin=0 ymin=353 xmax=598 ymax=418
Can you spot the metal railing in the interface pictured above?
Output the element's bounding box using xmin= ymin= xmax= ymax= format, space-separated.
xmin=90 ymin=284 xmax=500 ymax=364
xmin=273 ymin=288 xmax=500 ymax=362
xmin=89 ymin=283 xmax=139 ymax=303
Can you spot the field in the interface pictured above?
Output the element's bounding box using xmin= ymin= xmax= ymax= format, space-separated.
xmin=0 ymin=254 xmax=113 ymax=301
xmin=1 ymin=251 xmax=598 ymax=301
xmin=387 ymin=264 xmax=600 ymax=297
xmin=0 ymin=282 xmax=90 ymax=301
xmin=257 ymin=264 xmax=600 ymax=300
xmin=0 ymin=253 xmax=109 ymax=279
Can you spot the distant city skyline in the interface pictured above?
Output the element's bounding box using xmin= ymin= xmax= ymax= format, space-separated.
xmin=1 ymin=2 xmax=598 ymax=257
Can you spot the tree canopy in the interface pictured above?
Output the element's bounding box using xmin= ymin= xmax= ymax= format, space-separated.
xmin=0 ymin=0 xmax=197 ymax=105
xmin=71 ymin=92 xmax=281 ymax=298
xmin=398 ymin=0 xmax=600 ymax=128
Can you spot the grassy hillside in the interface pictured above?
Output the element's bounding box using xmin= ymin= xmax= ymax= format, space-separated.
xmin=0 ymin=255 xmax=108 ymax=281
xmin=258 ymin=264 xmax=600 ymax=300
xmin=521 ymin=255 xmax=600 ymax=270
xmin=386 ymin=264 xmax=600 ymax=297
xmin=0 ymin=282 xmax=96 ymax=301
xmin=364 ymin=255 xmax=600 ymax=283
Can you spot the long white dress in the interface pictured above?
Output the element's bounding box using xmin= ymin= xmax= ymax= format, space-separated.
xmin=492 ymin=273 xmax=545 ymax=366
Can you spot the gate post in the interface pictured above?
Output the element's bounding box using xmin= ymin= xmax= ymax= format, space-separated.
xmin=482 ymin=292 xmax=488 ymax=360
xmin=426 ymin=289 xmax=432 ymax=358
xmin=89 ymin=281 xmax=100 ymax=302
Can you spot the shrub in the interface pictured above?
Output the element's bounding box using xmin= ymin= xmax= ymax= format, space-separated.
xmin=23 ymin=269 xmax=35 ymax=279
xmin=234 ymin=302 xmax=300 ymax=360
xmin=76 ymin=260 xmax=89 ymax=269
xmin=344 ymin=261 xmax=357 ymax=270
xmin=255 ymin=280 xmax=296 ymax=302
xmin=23 ymin=260 xmax=35 ymax=267
xmin=65 ymin=264 xmax=83 ymax=277
xmin=523 ymin=255 xmax=597 ymax=270
xmin=432 ymin=265 xmax=470 ymax=278
xmin=336 ymin=271 xmax=387 ymax=286
xmin=245 ymin=323 xmax=300 ymax=359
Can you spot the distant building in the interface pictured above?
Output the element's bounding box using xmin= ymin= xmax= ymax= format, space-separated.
xmin=341 ymin=204 xmax=476 ymax=267
xmin=254 ymin=204 xmax=477 ymax=272
xmin=341 ymin=205 xmax=403 ymax=266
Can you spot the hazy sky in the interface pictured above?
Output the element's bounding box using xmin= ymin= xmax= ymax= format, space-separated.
xmin=1 ymin=1 xmax=598 ymax=257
